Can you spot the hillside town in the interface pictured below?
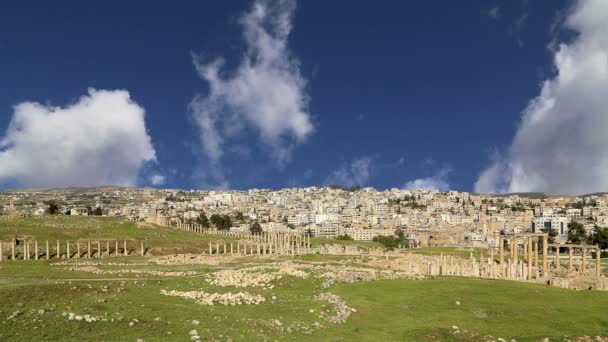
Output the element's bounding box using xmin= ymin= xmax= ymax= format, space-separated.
xmin=1 ymin=186 xmax=607 ymax=248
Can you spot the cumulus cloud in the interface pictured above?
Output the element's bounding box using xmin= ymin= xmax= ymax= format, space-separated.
xmin=190 ymin=0 xmax=313 ymax=187
xmin=475 ymin=0 xmax=608 ymax=194
xmin=148 ymin=174 xmax=166 ymax=186
xmin=325 ymin=157 xmax=372 ymax=187
xmin=0 ymin=89 xmax=157 ymax=188
xmin=403 ymin=168 xmax=450 ymax=191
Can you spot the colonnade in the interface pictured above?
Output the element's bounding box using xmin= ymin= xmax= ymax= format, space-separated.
xmin=547 ymin=243 xmax=601 ymax=276
xmin=205 ymin=232 xmax=311 ymax=256
xmin=0 ymin=239 xmax=147 ymax=261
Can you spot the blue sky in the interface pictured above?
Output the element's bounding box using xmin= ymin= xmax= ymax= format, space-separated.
xmin=3 ymin=0 xmax=607 ymax=194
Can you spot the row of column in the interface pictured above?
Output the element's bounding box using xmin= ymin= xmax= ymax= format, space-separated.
xmin=0 ymin=240 xmax=146 ymax=261
xmin=498 ymin=235 xmax=548 ymax=279
xmin=173 ymin=222 xmax=311 ymax=245
xmin=205 ymin=233 xmax=311 ymax=256
xmin=551 ymin=246 xmax=601 ymax=276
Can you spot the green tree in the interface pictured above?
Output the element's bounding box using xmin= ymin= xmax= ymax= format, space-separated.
xmin=210 ymin=214 xmax=232 ymax=230
xmin=197 ymin=212 xmax=210 ymax=228
xmin=46 ymin=200 xmax=60 ymax=215
xmin=394 ymin=228 xmax=409 ymax=248
xmin=234 ymin=211 xmax=244 ymax=221
xmin=336 ymin=234 xmax=353 ymax=241
xmin=250 ymin=221 xmax=263 ymax=235
xmin=372 ymin=235 xmax=400 ymax=248
xmin=541 ymin=227 xmax=558 ymax=244
xmin=567 ymin=221 xmax=587 ymax=244
xmin=590 ymin=225 xmax=608 ymax=250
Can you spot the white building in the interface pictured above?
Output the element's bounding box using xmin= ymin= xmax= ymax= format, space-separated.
xmin=532 ymin=216 xmax=570 ymax=236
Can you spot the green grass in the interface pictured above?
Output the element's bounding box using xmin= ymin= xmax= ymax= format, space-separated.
xmin=324 ymin=277 xmax=608 ymax=341
xmin=1 ymin=257 xmax=607 ymax=341
xmin=0 ymin=217 xmax=607 ymax=341
xmin=0 ymin=216 xmax=240 ymax=254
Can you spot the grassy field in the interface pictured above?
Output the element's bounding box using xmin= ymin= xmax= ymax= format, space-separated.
xmin=0 ymin=217 xmax=607 ymax=341
xmin=0 ymin=216 xmax=242 ymax=254
xmin=1 ymin=260 xmax=607 ymax=341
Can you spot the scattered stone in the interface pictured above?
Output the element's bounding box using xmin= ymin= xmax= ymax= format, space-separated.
xmin=161 ymin=290 xmax=265 ymax=306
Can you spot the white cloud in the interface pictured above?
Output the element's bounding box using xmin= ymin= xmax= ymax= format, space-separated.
xmin=488 ymin=6 xmax=501 ymax=19
xmin=475 ymin=0 xmax=608 ymax=194
xmin=190 ymin=0 xmax=313 ymax=187
xmin=148 ymin=174 xmax=166 ymax=186
xmin=325 ymin=157 xmax=372 ymax=187
xmin=403 ymin=168 xmax=450 ymax=191
xmin=0 ymin=89 xmax=157 ymax=188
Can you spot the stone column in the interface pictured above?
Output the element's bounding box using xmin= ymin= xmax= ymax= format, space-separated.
xmin=499 ymin=237 xmax=504 ymax=267
xmin=533 ymin=239 xmax=539 ymax=267
xmin=106 ymin=241 xmax=110 ymax=257
xmin=596 ymin=249 xmax=601 ymax=277
xmin=209 ymin=242 xmax=212 ymax=255
xmin=215 ymin=243 xmax=219 ymax=255
xmin=223 ymin=243 xmax=227 ymax=254
xmin=45 ymin=240 xmax=49 ymax=260
xmin=230 ymin=243 xmax=233 ymax=255
xmin=0 ymin=240 xmax=3 ymax=262
xmin=87 ymin=240 xmax=92 ymax=258
xmin=256 ymin=243 xmax=260 ymax=255
xmin=77 ymin=242 xmax=81 ymax=259
xmin=123 ymin=240 xmax=128 ymax=256
xmin=57 ymin=240 xmax=61 ymax=259
xmin=527 ymin=238 xmax=533 ymax=279
xmin=568 ymin=247 xmax=573 ymax=272
xmin=269 ymin=241 xmax=273 ymax=255
xmin=555 ymin=246 xmax=560 ymax=270
xmin=582 ymin=247 xmax=587 ymax=273
xmin=97 ymin=241 xmax=101 ymax=258
xmin=542 ymin=235 xmax=548 ymax=276
xmin=141 ymin=241 xmax=145 ymax=256
xmin=523 ymin=238 xmax=528 ymax=260
xmin=24 ymin=240 xmax=29 ymax=260
xmin=513 ymin=239 xmax=518 ymax=263
xmin=115 ymin=240 xmax=119 ymax=257
xmin=66 ymin=241 xmax=70 ymax=259
xmin=237 ymin=242 xmax=240 ymax=254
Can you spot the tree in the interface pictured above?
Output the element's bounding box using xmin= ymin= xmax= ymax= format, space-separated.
xmin=234 ymin=211 xmax=244 ymax=221
xmin=287 ymin=223 xmax=296 ymax=230
xmin=91 ymin=207 xmax=103 ymax=216
xmin=210 ymin=214 xmax=232 ymax=230
xmin=45 ymin=200 xmax=60 ymax=215
xmin=197 ymin=212 xmax=210 ymax=228
xmin=541 ymin=227 xmax=558 ymax=244
xmin=590 ymin=225 xmax=608 ymax=250
xmin=250 ymin=221 xmax=263 ymax=235
xmin=336 ymin=234 xmax=353 ymax=241
xmin=394 ymin=228 xmax=409 ymax=248
xmin=372 ymin=235 xmax=400 ymax=248
xmin=567 ymin=221 xmax=587 ymax=244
